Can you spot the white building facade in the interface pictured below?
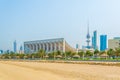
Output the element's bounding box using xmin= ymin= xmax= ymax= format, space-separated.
xmin=108 ymin=37 xmax=120 ymax=50
xmin=24 ymin=38 xmax=75 ymax=53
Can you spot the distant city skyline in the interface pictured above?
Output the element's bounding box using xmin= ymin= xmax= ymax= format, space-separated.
xmin=1 ymin=0 xmax=120 ymax=51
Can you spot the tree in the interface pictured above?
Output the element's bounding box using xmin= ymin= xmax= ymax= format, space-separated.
xmin=19 ymin=54 xmax=25 ymax=59
xmin=47 ymin=52 xmax=53 ymax=59
xmin=31 ymin=53 xmax=36 ymax=59
xmin=65 ymin=51 xmax=72 ymax=57
xmin=56 ymin=50 xmax=61 ymax=55
xmin=37 ymin=49 xmax=45 ymax=59
xmin=85 ymin=50 xmax=93 ymax=58
xmin=94 ymin=49 xmax=99 ymax=57
xmin=61 ymin=52 xmax=65 ymax=59
xmin=71 ymin=52 xmax=77 ymax=57
xmin=51 ymin=51 xmax=58 ymax=60
xmin=115 ymin=47 xmax=120 ymax=61
xmin=78 ymin=51 xmax=84 ymax=58
xmin=9 ymin=51 xmax=16 ymax=59
xmin=2 ymin=53 xmax=9 ymax=59
xmin=107 ymin=49 xmax=114 ymax=58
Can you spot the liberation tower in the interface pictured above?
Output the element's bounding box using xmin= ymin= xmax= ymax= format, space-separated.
xmin=86 ymin=23 xmax=91 ymax=49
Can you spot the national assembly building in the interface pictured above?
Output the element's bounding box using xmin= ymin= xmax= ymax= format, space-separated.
xmin=24 ymin=38 xmax=75 ymax=53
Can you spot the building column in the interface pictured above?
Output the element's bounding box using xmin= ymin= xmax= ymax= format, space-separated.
xmin=30 ymin=44 xmax=32 ymax=50
xmin=29 ymin=44 xmax=31 ymax=53
xmin=54 ymin=43 xmax=57 ymax=51
xmin=58 ymin=42 xmax=61 ymax=51
xmin=29 ymin=44 xmax=32 ymax=50
xmin=39 ymin=43 xmax=41 ymax=50
xmin=50 ymin=43 xmax=53 ymax=52
xmin=48 ymin=43 xmax=50 ymax=52
xmin=43 ymin=43 xmax=45 ymax=51
xmin=32 ymin=44 xmax=35 ymax=53
xmin=34 ymin=44 xmax=36 ymax=52
xmin=36 ymin=44 xmax=38 ymax=52
xmin=46 ymin=43 xmax=49 ymax=53
xmin=63 ymin=40 xmax=65 ymax=52
xmin=24 ymin=44 xmax=27 ymax=53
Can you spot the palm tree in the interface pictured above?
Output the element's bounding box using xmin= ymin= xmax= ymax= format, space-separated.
xmin=85 ymin=50 xmax=93 ymax=59
xmin=61 ymin=52 xmax=66 ymax=59
xmin=53 ymin=51 xmax=57 ymax=60
xmin=65 ymin=51 xmax=72 ymax=59
xmin=37 ymin=49 xmax=45 ymax=59
xmin=9 ymin=51 xmax=16 ymax=59
xmin=115 ymin=47 xmax=120 ymax=61
xmin=31 ymin=53 xmax=36 ymax=59
xmin=2 ymin=53 xmax=9 ymax=59
xmin=19 ymin=54 xmax=25 ymax=59
xmin=107 ymin=49 xmax=114 ymax=59
xmin=56 ymin=51 xmax=61 ymax=55
xmin=94 ymin=49 xmax=99 ymax=58
xmin=48 ymin=52 xmax=53 ymax=59
xmin=55 ymin=51 xmax=62 ymax=59
xmin=78 ymin=51 xmax=84 ymax=58
xmin=15 ymin=54 xmax=20 ymax=59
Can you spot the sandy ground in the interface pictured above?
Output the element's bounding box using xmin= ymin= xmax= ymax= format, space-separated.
xmin=0 ymin=61 xmax=120 ymax=80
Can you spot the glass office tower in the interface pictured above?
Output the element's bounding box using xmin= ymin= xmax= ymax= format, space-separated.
xmin=100 ymin=35 xmax=107 ymax=51
xmin=92 ymin=31 xmax=97 ymax=50
xmin=14 ymin=40 xmax=17 ymax=53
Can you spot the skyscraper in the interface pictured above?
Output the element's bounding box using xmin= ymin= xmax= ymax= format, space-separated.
xmin=92 ymin=36 xmax=94 ymax=48
xmin=13 ymin=40 xmax=17 ymax=53
xmin=92 ymin=30 xmax=97 ymax=50
xmin=100 ymin=35 xmax=107 ymax=51
xmin=20 ymin=45 xmax=23 ymax=51
xmin=19 ymin=45 xmax=23 ymax=54
xmin=0 ymin=50 xmax=3 ymax=54
xmin=76 ymin=44 xmax=79 ymax=49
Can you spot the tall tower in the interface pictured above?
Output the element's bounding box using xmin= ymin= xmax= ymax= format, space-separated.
xmin=86 ymin=23 xmax=91 ymax=49
xmin=19 ymin=45 xmax=23 ymax=54
xmin=13 ymin=40 xmax=17 ymax=53
xmin=92 ymin=30 xmax=97 ymax=50
xmin=20 ymin=45 xmax=23 ymax=51
xmin=100 ymin=35 xmax=107 ymax=51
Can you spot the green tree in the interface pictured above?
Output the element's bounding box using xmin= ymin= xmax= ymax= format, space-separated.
xmin=2 ymin=53 xmax=9 ymax=59
xmin=19 ymin=54 xmax=25 ymax=59
xmin=78 ymin=51 xmax=84 ymax=57
xmin=85 ymin=50 xmax=93 ymax=58
xmin=9 ymin=51 xmax=16 ymax=59
xmin=48 ymin=52 xmax=53 ymax=59
xmin=115 ymin=47 xmax=120 ymax=61
xmin=107 ymin=49 xmax=114 ymax=58
xmin=37 ymin=49 xmax=45 ymax=59
xmin=65 ymin=51 xmax=72 ymax=57
xmin=56 ymin=50 xmax=61 ymax=55
xmin=30 ymin=53 xmax=36 ymax=59
xmin=94 ymin=49 xmax=99 ymax=55
xmin=53 ymin=51 xmax=57 ymax=60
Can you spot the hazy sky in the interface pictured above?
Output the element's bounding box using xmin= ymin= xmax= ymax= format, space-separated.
xmin=1 ymin=0 xmax=120 ymax=51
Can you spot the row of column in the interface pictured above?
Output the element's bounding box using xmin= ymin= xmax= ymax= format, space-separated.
xmin=25 ymin=42 xmax=65 ymax=53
